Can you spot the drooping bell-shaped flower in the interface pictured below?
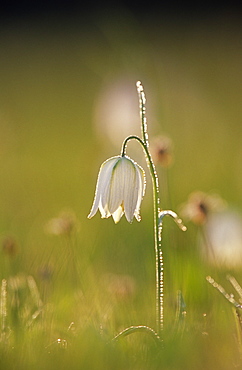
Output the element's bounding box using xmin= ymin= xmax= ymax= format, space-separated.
xmin=88 ymin=155 xmax=146 ymax=223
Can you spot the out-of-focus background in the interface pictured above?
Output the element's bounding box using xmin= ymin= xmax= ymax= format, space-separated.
xmin=0 ymin=1 xmax=241 ymax=369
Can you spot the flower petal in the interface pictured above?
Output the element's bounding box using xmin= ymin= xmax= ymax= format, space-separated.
xmin=99 ymin=158 xmax=121 ymax=216
xmin=122 ymin=158 xmax=138 ymax=222
xmin=88 ymin=154 xmax=146 ymax=224
xmin=112 ymin=205 xmax=124 ymax=223
xmin=88 ymin=156 xmax=120 ymax=219
xmin=133 ymin=163 xmax=146 ymax=221
xmin=107 ymin=158 xmax=124 ymax=214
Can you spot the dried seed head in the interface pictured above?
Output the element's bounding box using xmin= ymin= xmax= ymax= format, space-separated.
xmin=150 ymin=136 xmax=173 ymax=168
xmin=45 ymin=210 xmax=78 ymax=236
xmin=180 ymin=191 xmax=226 ymax=225
xmin=2 ymin=236 xmax=19 ymax=257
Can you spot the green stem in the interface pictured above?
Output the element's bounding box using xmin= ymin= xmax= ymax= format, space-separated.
xmin=117 ymin=82 xmax=187 ymax=343
xmin=121 ymin=82 xmax=163 ymax=336
xmin=121 ymin=135 xmax=144 ymax=157
xmin=112 ymin=325 xmax=161 ymax=344
xmin=136 ymin=82 xmax=163 ymax=337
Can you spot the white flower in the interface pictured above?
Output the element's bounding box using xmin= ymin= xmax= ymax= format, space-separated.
xmin=88 ymin=155 xmax=146 ymax=223
xmin=202 ymin=211 xmax=242 ymax=269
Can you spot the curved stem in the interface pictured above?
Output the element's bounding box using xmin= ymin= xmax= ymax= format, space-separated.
xmin=112 ymin=325 xmax=161 ymax=345
xmin=121 ymin=135 xmax=144 ymax=157
xmin=159 ymin=210 xmax=187 ymax=233
xmin=136 ymin=82 xmax=164 ymax=336
xmin=121 ymin=82 xmax=163 ymax=336
xmin=120 ymin=82 xmax=186 ymax=339
xmin=121 ymin=132 xmax=163 ymax=336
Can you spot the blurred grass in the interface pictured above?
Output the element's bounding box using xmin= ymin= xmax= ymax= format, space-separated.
xmin=0 ymin=9 xmax=241 ymax=369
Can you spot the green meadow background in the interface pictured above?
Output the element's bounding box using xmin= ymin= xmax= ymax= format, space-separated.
xmin=0 ymin=8 xmax=241 ymax=369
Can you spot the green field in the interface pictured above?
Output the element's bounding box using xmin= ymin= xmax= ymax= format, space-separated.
xmin=0 ymin=10 xmax=241 ymax=369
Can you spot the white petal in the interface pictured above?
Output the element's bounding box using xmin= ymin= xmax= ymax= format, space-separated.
xmin=112 ymin=205 xmax=124 ymax=223
xmin=134 ymin=163 xmax=146 ymax=221
xmin=122 ymin=158 xmax=138 ymax=222
xmin=100 ymin=157 xmax=122 ymax=216
xmin=88 ymin=154 xmax=146 ymax=224
xmin=88 ymin=156 xmax=120 ymax=219
xmin=107 ymin=158 xmax=124 ymax=214
xmin=99 ymin=203 xmax=111 ymax=219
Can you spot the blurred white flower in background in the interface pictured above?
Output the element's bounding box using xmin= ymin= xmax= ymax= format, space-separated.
xmin=181 ymin=191 xmax=242 ymax=268
xmin=202 ymin=210 xmax=242 ymax=269
xmin=93 ymin=79 xmax=155 ymax=149
xmin=88 ymin=155 xmax=146 ymax=223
